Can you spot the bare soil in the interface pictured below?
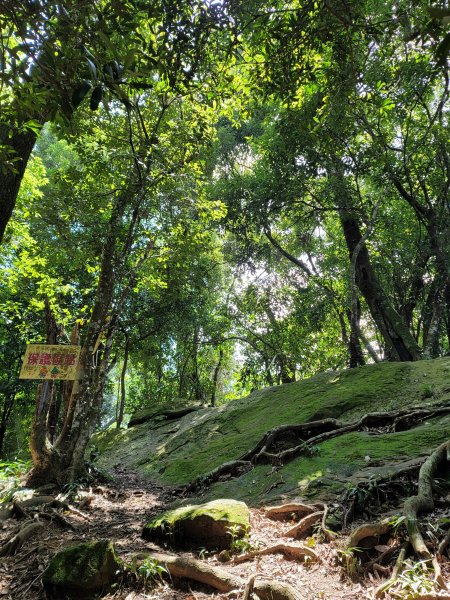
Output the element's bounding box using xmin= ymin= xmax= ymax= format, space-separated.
xmin=0 ymin=466 xmax=448 ymax=600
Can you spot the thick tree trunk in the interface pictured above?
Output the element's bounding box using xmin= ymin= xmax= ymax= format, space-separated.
xmin=0 ymin=125 xmax=37 ymax=242
xmin=340 ymin=211 xmax=421 ymax=361
xmin=27 ymin=185 xmax=129 ymax=486
xmin=28 ymin=299 xmax=59 ymax=481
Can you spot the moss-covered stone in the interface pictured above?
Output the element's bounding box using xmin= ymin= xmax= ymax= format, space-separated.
xmin=42 ymin=540 xmax=121 ymax=598
xmin=143 ymin=499 xmax=250 ymax=550
xmin=92 ymin=357 xmax=450 ymax=506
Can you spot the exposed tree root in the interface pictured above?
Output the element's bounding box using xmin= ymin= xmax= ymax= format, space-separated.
xmin=404 ymin=441 xmax=449 ymax=556
xmin=145 ymin=551 xmax=242 ymax=592
xmin=375 ymin=541 xmax=409 ymax=598
xmin=339 ymin=457 xmax=425 ymax=527
xmin=345 ymin=517 xmax=393 ymax=549
xmin=242 ymin=574 xmax=256 ymax=600
xmin=346 ymin=440 xmax=450 ymax=596
xmin=37 ymin=508 xmax=76 ymax=529
xmin=367 ymin=542 xmax=398 ymax=571
xmin=264 ymin=502 xmax=318 ymax=520
xmin=232 ymin=543 xmax=320 ymax=564
xmin=128 ymin=405 xmax=202 ymax=428
xmin=140 ymin=551 xmax=303 ymax=599
xmin=13 ymin=494 xmax=89 ymax=521
xmin=438 ymin=528 xmax=450 ymax=555
xmin=403 ymin=440 xmax=449 ymax=588
xmin=252 ymin=577 xmax=303 ymax=600
xmin=184 ymin=404 xmax=450 ymax=494
xmin=283 ymin=510 xmax=324 ymax=539
xmin=186 ymin=460 xmax=252 ymax=492
xmin=413 ymin=595 xmax=450 ymax=599
xmin=0 ymin=521 xmax=44 ymax=556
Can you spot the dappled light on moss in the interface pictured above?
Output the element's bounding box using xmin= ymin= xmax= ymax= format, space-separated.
xmin=93 ymin=358 xmax=450 ymax=504
xmin=298 ymin=470 xmax=324 ymax=491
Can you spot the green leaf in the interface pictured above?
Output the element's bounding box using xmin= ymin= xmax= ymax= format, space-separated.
xmin=71 ymin=81 xmax=92 ymax=109
xmin=90 ymin=86 xmax=103 ymax=111
xmin=86 ymin=58 xmax=97 ymax=80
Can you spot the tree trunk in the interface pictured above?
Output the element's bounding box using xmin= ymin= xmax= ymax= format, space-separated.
xmin=0 ymin=125 xmax=37 ymax=242
xmin=278 ymin=356 xmax=296 ymax=384
xmin=28 ymin=299 xmax=59 ymax=481
xmin=27 ymin=183 xmax=131 ymax=486
xmin=210 ymin=346 xmax=224 ymax=407
xmin=347 ymin=305 xmax=366 ymax=368
xmin=116 ymin=336 xmax=130 ymax=428
xmin=340 ymin=211 xmax=421 ymax=361
xmin=0 ymin=392 xmax=16 ymax=458
xmin=423 ymin=285 xmax=445 ymax=359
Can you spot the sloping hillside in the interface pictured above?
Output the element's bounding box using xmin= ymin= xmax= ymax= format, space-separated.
xmin=94 ymin=358 xmax=450 ymax=506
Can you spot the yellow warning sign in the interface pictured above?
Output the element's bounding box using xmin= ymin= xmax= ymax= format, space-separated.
xmin=19 ymin=345 xmax=81 ymax=380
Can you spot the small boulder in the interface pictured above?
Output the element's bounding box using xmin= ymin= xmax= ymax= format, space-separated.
xmin=143 ymin=498 xmax=250 ymax=550
xmin=42 ymin=539 xmax=121 ymax=598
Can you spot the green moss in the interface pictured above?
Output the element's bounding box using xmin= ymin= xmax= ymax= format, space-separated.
xmin=43 ymin=540 xmax=121 ymax=598
xmin=195 ymin=414 xmax=450 ymax=505
xmin=93 ymin=357 xmax=450 ymax=505
xmin=143 ymin=499 xmax=250 ymax=550
xmin=147 ymin=498 xmax=249 ymax=529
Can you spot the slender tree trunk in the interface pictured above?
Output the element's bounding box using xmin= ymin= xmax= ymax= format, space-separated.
xmin=277 ymin=356 xmax=296 ymax=384
xmin=340 ymin=211 xmax=421 ymax=361
xmin=423 ymin=285 xmax=445 ymax=359
xmin=116 ymin=336 xmax=130 ymax=428
xmin=210 ymin=347 xmax=224 ymax=407
xmin=0 ymin=392 xmax=16 ymax=458
xmin=191 ymin=328 xmax=203 ymax=402
xmin=347 ymin=305 xmax=366 ymax=368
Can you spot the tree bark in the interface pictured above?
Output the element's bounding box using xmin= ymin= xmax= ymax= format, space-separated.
xmin=211 ymin=346 xmax=224 ymax=406
xmin=340 ymin=210 xmax=421 ymax=361
xmin=116 ymin=335 xmax=130 ymax=428
xmin=0 ymin=125 xmax=38 ymax=242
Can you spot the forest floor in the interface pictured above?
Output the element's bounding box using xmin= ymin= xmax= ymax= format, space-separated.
xmin=1 ymin=466 xmax=448 ymax=600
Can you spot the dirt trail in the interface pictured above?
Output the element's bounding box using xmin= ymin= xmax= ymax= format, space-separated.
xmin=0 ymin=466 xmax=429 ymax=600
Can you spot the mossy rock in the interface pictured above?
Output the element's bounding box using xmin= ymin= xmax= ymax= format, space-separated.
xmin=42 ymin=539 xmax=121 ymax=598
xmin=93 ymin=357 xmax=450 ymax=505
xmin=143 ymin=498 xmax=250 ymax=550
xmin=128 ymin=398 xmax=197 ymax=428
